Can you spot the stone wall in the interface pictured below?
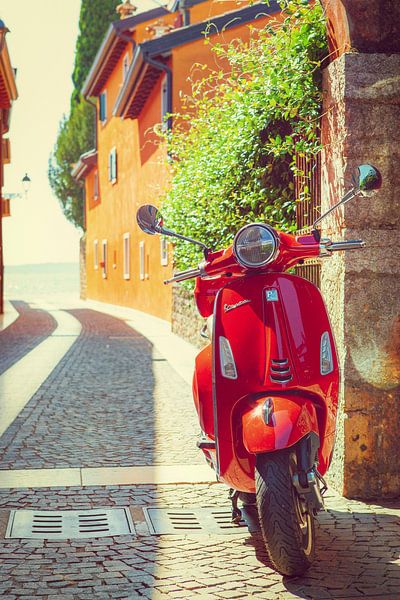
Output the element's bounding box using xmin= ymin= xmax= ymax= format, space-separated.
xmin=80 ymin=235 xmax=87 ymax=300
xmin=171 ymin=285 xmax=207 ymax=349
xmin=321 ymin=53 xmax=400 ymax=499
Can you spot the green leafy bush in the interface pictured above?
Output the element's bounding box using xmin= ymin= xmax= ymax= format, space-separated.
xmin=162 ymin=0 xmax=327 ymax=270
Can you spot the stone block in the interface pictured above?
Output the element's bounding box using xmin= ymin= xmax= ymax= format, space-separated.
xmin=321 ymin=52 xmax=400 ymax=499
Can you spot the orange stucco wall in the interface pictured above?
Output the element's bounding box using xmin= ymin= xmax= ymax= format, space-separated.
xmin=85 ymin=1 xmax=280 ymax=321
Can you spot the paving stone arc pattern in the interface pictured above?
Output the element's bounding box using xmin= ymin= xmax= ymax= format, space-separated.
xmin=0 ymin=485 xmax=399 ymax=599
xmin=0 ymin=309 xmax=202 ymax=470
xmin=0 ymin=301 xmax=57 ymax=376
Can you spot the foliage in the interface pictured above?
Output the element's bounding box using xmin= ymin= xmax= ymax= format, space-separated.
xmin=162 ymin=0 xmax=327 ymax=270
xmin=71 ymin=0 xmax=120 ymax=107
xmin=48 ymin=102 xmax=95 ymax=230
xmin=49 ymin=0 xmax=119 ymax=230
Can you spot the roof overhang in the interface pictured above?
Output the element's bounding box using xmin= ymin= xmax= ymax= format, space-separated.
xmin=82 ymin=7 xmax=169 ymax=98
xmin=113 ymin=1 xmax=280 ymax=120
xmin=0 ymin=42 xmax=18 ymax=109
xmin=72 ymin=149 xmax=97 ymax=181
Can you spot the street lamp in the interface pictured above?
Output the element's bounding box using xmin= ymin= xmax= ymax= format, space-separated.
xmin=22 ymin=173 xmax=31 ymax=196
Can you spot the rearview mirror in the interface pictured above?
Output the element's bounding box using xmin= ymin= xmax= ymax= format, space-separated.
xmin=136 ymin=204 xmax=164 ymax=235
xmin=313 ymin=163 xmax=382 ymax=232
xmin=354 ymin=164 xmax=382 ymax=196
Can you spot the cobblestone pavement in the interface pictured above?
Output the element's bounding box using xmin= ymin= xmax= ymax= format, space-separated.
xmin=0 ymin=484 xmax=399 ymax=599
xmin=0 ymin=309 xmax=201 ymax=469
xmin=0 ymin=301 xmax=57 ymax=376
xmin=0 ymin=304 xmax=399 ymax=599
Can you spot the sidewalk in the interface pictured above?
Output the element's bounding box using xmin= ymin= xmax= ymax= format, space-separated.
xmin=0 ymin=299 xmax=399 ymax=599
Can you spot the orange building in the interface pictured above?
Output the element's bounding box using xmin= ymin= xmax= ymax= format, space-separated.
xmin=74 ymin=0 xmax=280 ymax=321
xmin=0 ymin=19 xmax=18 ymax=314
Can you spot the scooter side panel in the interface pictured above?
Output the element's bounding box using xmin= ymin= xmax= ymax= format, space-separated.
xmin=193 ymin=343 xmax=214 ymax=437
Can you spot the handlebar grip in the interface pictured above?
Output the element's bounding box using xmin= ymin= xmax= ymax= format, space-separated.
xmin=328 ymin=240 xmax=366 ymax=251
xmin=164 ymin=267 xmax=202 ymax=285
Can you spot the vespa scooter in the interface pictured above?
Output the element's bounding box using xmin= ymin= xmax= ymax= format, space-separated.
xmin=136 ymin=164 xmax=381 ymax=576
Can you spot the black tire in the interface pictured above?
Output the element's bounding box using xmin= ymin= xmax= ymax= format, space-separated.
xmin=255 ymin=450 xmax=315 ymax=577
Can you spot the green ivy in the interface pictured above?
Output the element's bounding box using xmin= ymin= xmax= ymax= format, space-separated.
xmin=161 ymin=0 xmax=327 ymax=270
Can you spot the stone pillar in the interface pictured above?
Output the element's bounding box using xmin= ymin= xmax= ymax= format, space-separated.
xmin=321 ymin=53 xmax=400 ymax=498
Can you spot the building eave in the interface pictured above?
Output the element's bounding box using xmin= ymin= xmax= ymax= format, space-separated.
xmin=114 ymin=1 xmax=279 ymax=120
xmin=72 ymin=149 xmax=97 ymax=181
xmin=82 ymin=7 xmax=170 ymax=99
xmin=0 ymin=42 xmax=18 ymax=109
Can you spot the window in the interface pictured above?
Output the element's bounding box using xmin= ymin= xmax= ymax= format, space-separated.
xmin=161 ymin=76 xmax=169 ymax=131
xmin=99 ymin=91 xmax=107 ymax=123
xmin=108 ymin=147 xmax=117 ymax=183
xmin=94 ymin=240 xmax=99 ymax=270
xmin=94 ymin=170 xmax=99 ymax=200
xmin=123 ymin=233 xmax=130 ymax=280
xmin=101 ymin=240 xmax=108 ymax=279
xmin=139 ymin=241 xmax=145 ymax=281
xmin=160 ymin=237 xmax=168 ymax=266
xmin=123 ymin=53 xmax=130 ymax=82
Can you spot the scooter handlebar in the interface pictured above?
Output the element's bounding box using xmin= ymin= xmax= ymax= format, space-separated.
xmin=164 ymin=267 xmax=202 ymax=285
xmin=320 ymin=239 xmax=365 ymax=256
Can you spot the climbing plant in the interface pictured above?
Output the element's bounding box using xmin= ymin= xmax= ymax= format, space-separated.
xmin=161 ymin=0 xmax=327 ymax=270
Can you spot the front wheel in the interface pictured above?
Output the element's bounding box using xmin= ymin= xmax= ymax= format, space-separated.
xmin=255 ymin=450 xmax=315 ymax=577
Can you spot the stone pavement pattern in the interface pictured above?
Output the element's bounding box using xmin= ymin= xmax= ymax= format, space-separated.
xmin=0 ymin=303 xmax=399 ymax=599
xmin=0 ymin=485 xmax=399 ymax=599
xmin=0 ymin=302 xmax=57 ymax=376
xmin=0 ymin=308 xmax=201 ymax=470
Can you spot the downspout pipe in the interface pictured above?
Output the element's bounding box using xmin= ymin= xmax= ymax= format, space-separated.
xmin=143 ymin=53 xmax=173 ymax=130
xmin=178 ymin=0 xmax=190 ymax=26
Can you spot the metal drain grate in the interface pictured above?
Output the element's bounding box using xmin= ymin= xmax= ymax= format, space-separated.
xmin=6 ymin=508 xmax=135 ymax=539
xmin=143 ymin=507 xmax=259 ymax=535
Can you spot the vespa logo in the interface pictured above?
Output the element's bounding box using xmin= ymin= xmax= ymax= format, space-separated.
xmin=224 ymin=299 xmax=251 ymax=313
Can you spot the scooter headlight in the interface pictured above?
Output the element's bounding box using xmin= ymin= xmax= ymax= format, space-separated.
xmin=233 ymin=224 xmax=279 ymax=269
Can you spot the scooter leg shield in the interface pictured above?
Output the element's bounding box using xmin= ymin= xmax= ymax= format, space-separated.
xmin=241 ymin=395 xmax=319 ymax=454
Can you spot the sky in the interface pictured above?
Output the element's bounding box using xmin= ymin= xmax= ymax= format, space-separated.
xmin=1 ymin=0 xmax=160 ymax=266
xmin=1 ymin=0 xmax=81 ymax=265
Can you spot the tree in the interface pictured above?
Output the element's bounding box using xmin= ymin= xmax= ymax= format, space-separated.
xmin=49 ymin=0 xmax=120 ymax=230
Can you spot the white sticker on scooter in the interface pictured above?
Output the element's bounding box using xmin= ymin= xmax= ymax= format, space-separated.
xmin=266 ymin=289 xmax=278 ymax=302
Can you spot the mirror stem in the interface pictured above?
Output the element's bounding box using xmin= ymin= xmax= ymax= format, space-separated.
xmin=160 ymin=227 xmax=210 ymax=257
xmin=312 ymin=187 xmax=359 ymax=230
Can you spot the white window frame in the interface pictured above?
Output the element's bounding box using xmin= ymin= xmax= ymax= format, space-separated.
xmin=123 ymin=233 xmax=131 ymax=280
xmin=160 ymin=237 xmax=168 ymax=266
xmin=139 ymin=241 xmax=145 ymax=281
xmin=94 ymin=239 xmax=99 ymax=270
xmin=99 ymin=90 xmax=107 ymax=123
xmin=102 ymin=239 xmax=108 ymax=279
xmin=108 ymin=147 xmax=117 ymax=184
xmin=122 ymin=52 xmax=130 ymax=82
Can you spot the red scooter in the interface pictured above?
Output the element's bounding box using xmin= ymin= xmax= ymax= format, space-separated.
xmin=137 ymin=164 xmax=381 ymax=576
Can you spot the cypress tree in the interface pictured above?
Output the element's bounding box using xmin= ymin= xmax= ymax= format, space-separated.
xmin=49 ymin=0 xmax=120 ymax=229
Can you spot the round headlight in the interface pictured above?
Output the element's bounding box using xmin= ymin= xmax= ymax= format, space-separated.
xmin=233 ymin=223 xmax=279 ymax=268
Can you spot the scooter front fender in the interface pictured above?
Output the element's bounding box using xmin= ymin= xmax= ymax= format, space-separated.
xmin=241 ymin=395 xmax=319 ymax=454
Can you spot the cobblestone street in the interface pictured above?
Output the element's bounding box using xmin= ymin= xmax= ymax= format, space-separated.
xmin=0 ymin=301 xmax=399 ymax=599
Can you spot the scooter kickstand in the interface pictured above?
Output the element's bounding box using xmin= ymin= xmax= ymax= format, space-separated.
xmin=229 ymin=489 xmax=242 ymax=524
